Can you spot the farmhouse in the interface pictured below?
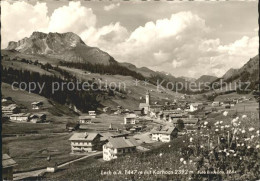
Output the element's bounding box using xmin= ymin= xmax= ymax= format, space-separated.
xmin=46 ymin=162 xmax=58 ymax=173
xmin=124 ymin=114 xmax=137 ymax=124
xmin=88 ymin=111 xmax=96 ymax=118
xmin=223 ymin=104 xmax=231 ymax=109
xmin=79 ymin=116 xmax=92 ymax=124
xmin=212 ymin=101 xmax=220 ymax=107
xmin=2 ymin=154 xmax=17 ymax=181
xmin=2 ymin=104 xmax=20 ymax=116
xmin=189 ymin=103 xmax=203 ymax=112
xmin=69 ymin=132 xmax=102 ymax=153
xmin=29 ymin=113 xmax=46 ymax=123
xmin=129 ymin=126 xmax=143 ymax=133
xmin=2 ymin=97 xmax=12 ymax=103
xmin=103 ymin=137 xmax=138 ymax=161
xmin=10 ymin=113 xmax=30 ymax=122
xmin=156 ymin=112 xmax=164 ymax=120
xmin=185 ymin=125 xmax=199 ymax=134
xmin=151 ymin=126 xmax=178 ymax=142
xmin=66 ymin=122 xmax=80 ymax=132
xmin=31 ymin=101 xmax=43 ymax=110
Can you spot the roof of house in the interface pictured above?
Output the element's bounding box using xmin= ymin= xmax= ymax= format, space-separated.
xmin=139 ymin=103 xmax=149 ymax=108
xmin=163 ymin=110 xmax=182 ymax=114
xmin=107 ymin=137 xmax=138 ymax=149
xmin=2 ymin=154 xmax=17 ymax=168
xmin=190 ymin=103 xmax=203 ymax=107
xmin=149 ymin=105 xmax=163 ymax=108
xmin=29 ymin=113 xmax=46 ymax=118
xmin=125 ymin=114 xmax=137 ymax=119
xmin=79 ymin=115 xmax=92 ymax=120
xmin=2 ymin=104 xmax=18 ymax=111
xmin=69 ymin=132 xmax=99 ymax=141
xmin=100 ymin=132 xmax=121 ymax=141
xmin=79 ymin=125 xmax=88 ymax=129
xmin=169 ymin=113 xmax=186 ymax=118
xmin=151 ymin=126 xmax=177 ymax=135
xmin=10 ymin=113 xmax=30 ymax=117
xmin=31 ymin=101 xmax=43 ymax=105
xmin=100 ymin=132 xmax=118 ymax=138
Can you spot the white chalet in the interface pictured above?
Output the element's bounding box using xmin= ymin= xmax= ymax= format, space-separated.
xmin=151 ymin=126 xmax=178 ymax=142
xmin=10 ymin=113 xmax=30 ymax=122
xmin=103 ymin=137 xmax=138 ymax=161
xmin=79 ymin=116 xmax=92 ymax=124
xmin=2 ymin=104 xmax=19 ymax=116
xmin=88 ymin=111 xmax=96 ymax=118
xmin=69 ymin=132 xmax=102 ymax=153
xmin=189 ymin=103 xmax=203 ymax=112
xmin=124 ymin=114 xmax=137 ymax=124
xmin=29 ymin=113 xmax=46 ymax=123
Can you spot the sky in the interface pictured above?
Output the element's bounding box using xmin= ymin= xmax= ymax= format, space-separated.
xmin=1 ymin=0 xmax=258 ymax=78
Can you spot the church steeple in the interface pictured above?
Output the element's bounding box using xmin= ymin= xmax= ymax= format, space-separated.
xmin=145 ymin=90 xmax=150 ymax=105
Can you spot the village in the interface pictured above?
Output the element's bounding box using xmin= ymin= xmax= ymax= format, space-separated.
xmin=2 ymin=89 xmax=258 ymax=180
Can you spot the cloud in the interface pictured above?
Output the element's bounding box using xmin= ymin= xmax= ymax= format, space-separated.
xmin=97 ymin=12 xmax=257 ymax=78
xmin=101 ymin=11 xmax=211 ymax=76
xmin=1 ymin=1 xmax=258 ymax=78
xmin=80 ymin=22 xmax=129 ymax=50
xmin=1 ymin=1 xmax=49 ymax=48
xmin=48 ymin=1 xmax=96 ymax=34
xmin=104 ymin=3 xmax=120 ymax=11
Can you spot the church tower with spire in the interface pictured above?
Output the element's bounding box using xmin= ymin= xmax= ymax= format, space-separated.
xmin=145 ymin=90 xmax=150 ymax=105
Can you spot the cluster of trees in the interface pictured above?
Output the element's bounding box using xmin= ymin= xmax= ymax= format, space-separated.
xmin=59 ymin=61 xmax=145 ymax=81
xmin=1 ymin=66 xmax=100 ymax=112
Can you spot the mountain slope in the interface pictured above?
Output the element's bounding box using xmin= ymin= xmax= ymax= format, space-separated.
xmin=120 ymin=62 xmax=155 ymax=77
xmin=195 ymin=75 xmax=218 ymax=85
xmin=224 ymin=55 xmax=259 ymax=83
xmin=222 ymin=68 xmax=239 ymax=80
xmin=207 ymin=55 xmax=259 ymax=93
xmin=6 ymin=31 xmax=115 ymax=65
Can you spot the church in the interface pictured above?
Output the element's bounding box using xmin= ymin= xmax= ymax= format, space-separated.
xmin=139 ymin=90 xmax=163 ymax=115
xmin=139 ymin=90 xmax=150 ymax=114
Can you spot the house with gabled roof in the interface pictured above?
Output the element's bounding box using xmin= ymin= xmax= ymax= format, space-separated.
xmin=124 ymin=114 xmax=137 ymax=124
xmin=2 ymin=104 xmax=20 ymax=116
xmin=69 ymin=132 xmax=102 ymax=153
xmin=189 ymin=103 xmax=203 ymax=112
xmin=2 ymin=154 xmax=17 ymax=180
xmin=88 ymin=111 xmax=96 ymax=118
xmin=31 ymin=101 xmax=43 ymax=110
xmin=103 ymin=137 xmax=138 ymax=161
xmin=151 ymin=126 xmax=178 ymax=142
xmin=10 ymin=113 xmax=30 ymax=122
xmin=79 ymin=115 xmax=92 ymax=124
xmin=29 ymin=113 xmax=46 ymax=123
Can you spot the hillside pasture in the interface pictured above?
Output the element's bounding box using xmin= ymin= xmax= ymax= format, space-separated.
xmin=2 ymin=134 xmax=80 ymax=172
